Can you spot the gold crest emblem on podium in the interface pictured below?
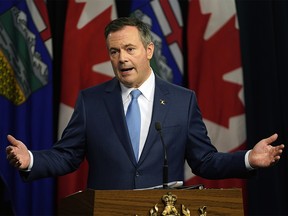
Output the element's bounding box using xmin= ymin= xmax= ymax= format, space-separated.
xmin=149 ymin=192 xmax=191 ymax=216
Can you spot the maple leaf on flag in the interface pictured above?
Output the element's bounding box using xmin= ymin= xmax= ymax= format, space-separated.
xmin=61 ymin=1 xmax=115 ymax=108
xmin=185 ymin=0 xmax=246 ymax=189
xmin=58 ymin=0 xmax=117 ymax=201
xmin=188 ymin=0 xmax=244 ymax=129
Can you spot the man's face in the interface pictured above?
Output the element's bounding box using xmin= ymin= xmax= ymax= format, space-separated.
xmin=106 ymin=26 xmax=154 ymax=88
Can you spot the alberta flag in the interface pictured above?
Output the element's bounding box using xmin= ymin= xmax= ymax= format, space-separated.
xmin=130 ymin=0 xmax=184 ymax=86
xmin=0 ymin=0 xmax=54 ymax=215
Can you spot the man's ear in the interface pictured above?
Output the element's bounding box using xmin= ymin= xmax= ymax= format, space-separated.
xmin=146 ymin=42 xmax=154 ymax=60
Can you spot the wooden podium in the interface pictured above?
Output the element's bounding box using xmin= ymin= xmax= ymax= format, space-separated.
xmin=58 ymin=188 xmax=244 ymax=215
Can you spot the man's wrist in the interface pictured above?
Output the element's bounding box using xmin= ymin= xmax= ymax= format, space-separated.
xmin=21 ymin=151 xmax=33 ymax=172
xmin=245 ymin=150 xmax=254 ymax=170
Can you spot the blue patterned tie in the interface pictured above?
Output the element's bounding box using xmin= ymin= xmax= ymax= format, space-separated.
xmin=126 ymin=89 xmax=141 ymax=160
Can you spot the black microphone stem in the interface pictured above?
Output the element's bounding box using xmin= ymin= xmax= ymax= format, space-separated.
xmin=155 ymin=122 xmax=169 ymax=189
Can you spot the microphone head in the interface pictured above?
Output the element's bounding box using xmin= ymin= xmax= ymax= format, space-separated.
xmin=155 ymin=122 xmax=162 ymax=131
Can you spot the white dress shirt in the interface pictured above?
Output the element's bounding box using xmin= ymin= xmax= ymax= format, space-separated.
xmin=121 ymin=71 xmax=155 ymax=161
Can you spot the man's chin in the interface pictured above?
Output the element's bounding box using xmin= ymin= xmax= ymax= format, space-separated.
xmin=119 ymin=77 xmax=133 ymax=87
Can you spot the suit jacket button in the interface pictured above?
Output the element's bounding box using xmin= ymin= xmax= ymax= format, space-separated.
xmin=135 ymin=171 xmax=140 ymax=177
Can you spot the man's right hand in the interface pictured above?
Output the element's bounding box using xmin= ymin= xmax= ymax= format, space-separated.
xmin=6 ymin=135 xmax=30 ymax=170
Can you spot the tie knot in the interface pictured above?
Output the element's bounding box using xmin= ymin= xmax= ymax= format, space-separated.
xmin=130 ymin=89 xmax=141 ymax=99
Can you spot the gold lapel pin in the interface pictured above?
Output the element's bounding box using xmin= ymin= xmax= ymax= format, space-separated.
xmin=160 ymin=99 xmax=166 ymax=105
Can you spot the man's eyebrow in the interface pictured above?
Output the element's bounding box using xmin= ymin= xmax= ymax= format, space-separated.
xmin=124 ymin=43 xmax=135 ymax=47
xmin=109 ymin=44 xmax=136 ymax=51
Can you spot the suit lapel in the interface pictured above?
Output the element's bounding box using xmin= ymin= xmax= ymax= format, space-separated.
xmin=138 ymin=77 xmax=170 ymax=164
xmin=103 ymin=78 xmax=137 ymax=165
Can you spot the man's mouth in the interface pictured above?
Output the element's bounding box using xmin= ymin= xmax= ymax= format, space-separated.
xmin=120 ymin=67 xmax=134 ymax=73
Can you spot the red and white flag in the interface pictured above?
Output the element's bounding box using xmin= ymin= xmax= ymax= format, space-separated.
xmin=58 ymin=0 xmax=117 ymax=201
xmin=185 ymin=0 xmax=246 ymax=189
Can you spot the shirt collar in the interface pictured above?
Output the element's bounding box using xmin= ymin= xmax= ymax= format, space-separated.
xmin=121 ymin=70 xmax=155 ymax=102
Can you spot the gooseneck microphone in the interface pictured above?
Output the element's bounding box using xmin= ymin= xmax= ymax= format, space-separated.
xmin=155 ymin=122 xmax=168 ymax=189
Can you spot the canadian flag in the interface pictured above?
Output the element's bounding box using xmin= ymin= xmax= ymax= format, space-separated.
xmin=185 ymin=0 xmax=247 ymax=190
xmin=58 ymin=0 xmax=117 ymax=201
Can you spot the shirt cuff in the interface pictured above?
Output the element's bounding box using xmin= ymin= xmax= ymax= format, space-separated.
xmin=245 ymin=150 xmax=254 ymax=170
xmin=25 ymin=150 xmax=34 ymax=171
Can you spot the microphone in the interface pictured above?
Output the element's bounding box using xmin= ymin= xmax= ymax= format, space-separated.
xmin=155 ymin=122 xmax=168 ymax=189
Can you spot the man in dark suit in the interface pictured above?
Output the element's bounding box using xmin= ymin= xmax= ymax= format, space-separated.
xmin=6 ymin=17 xmax=284 ymax=190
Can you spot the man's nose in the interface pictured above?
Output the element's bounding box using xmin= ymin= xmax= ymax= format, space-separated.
xmin=119 ymin=51 xmax=128 ymax=62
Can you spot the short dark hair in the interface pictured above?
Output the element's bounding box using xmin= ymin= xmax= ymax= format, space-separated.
xmin=104 ymin=17 xmax=152 ymax=47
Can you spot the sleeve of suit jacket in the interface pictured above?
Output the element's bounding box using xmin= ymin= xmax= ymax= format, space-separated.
xmin=184 ymin=89 xmax=250 ymax=179
xmin=21 ymin=92 xmax=87 ymax=181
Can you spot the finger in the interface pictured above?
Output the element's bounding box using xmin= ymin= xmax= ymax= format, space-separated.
xmin=6 ymin=145 xmax=19 ymax=157
xmin=265 ymin=133 xmax=278 ymax=145
xmin=7 ymin=155 xmax=18 ymax=165
xmin=6 ymin=146 xmax=14 ymax=154
xmin=271 ymin=156 xmax=281 ymax=165
xmin=6 ymin=152 xmax=17 ymax=161
xmin=274 ymin=144 xmax=284 ymax=155
xmin=6 ymin=147 xmax=18 ymax=160
xmin=7 ymin=134 xmax=20 ymax=147
xmin=15 ymin=160 xmax=22 ymax=168
xmin=9 ymin=158 xmax=21 ymax=168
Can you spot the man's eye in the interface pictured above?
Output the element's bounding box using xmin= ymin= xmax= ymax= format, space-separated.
xmin=127 ymin=48 xmax=135 ymax=53
xmin=110 ymin=50 xmax=118 ymax=55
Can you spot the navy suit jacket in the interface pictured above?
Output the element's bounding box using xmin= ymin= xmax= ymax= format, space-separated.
xmin=25 ymin=75 xmax=250 ymax=189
